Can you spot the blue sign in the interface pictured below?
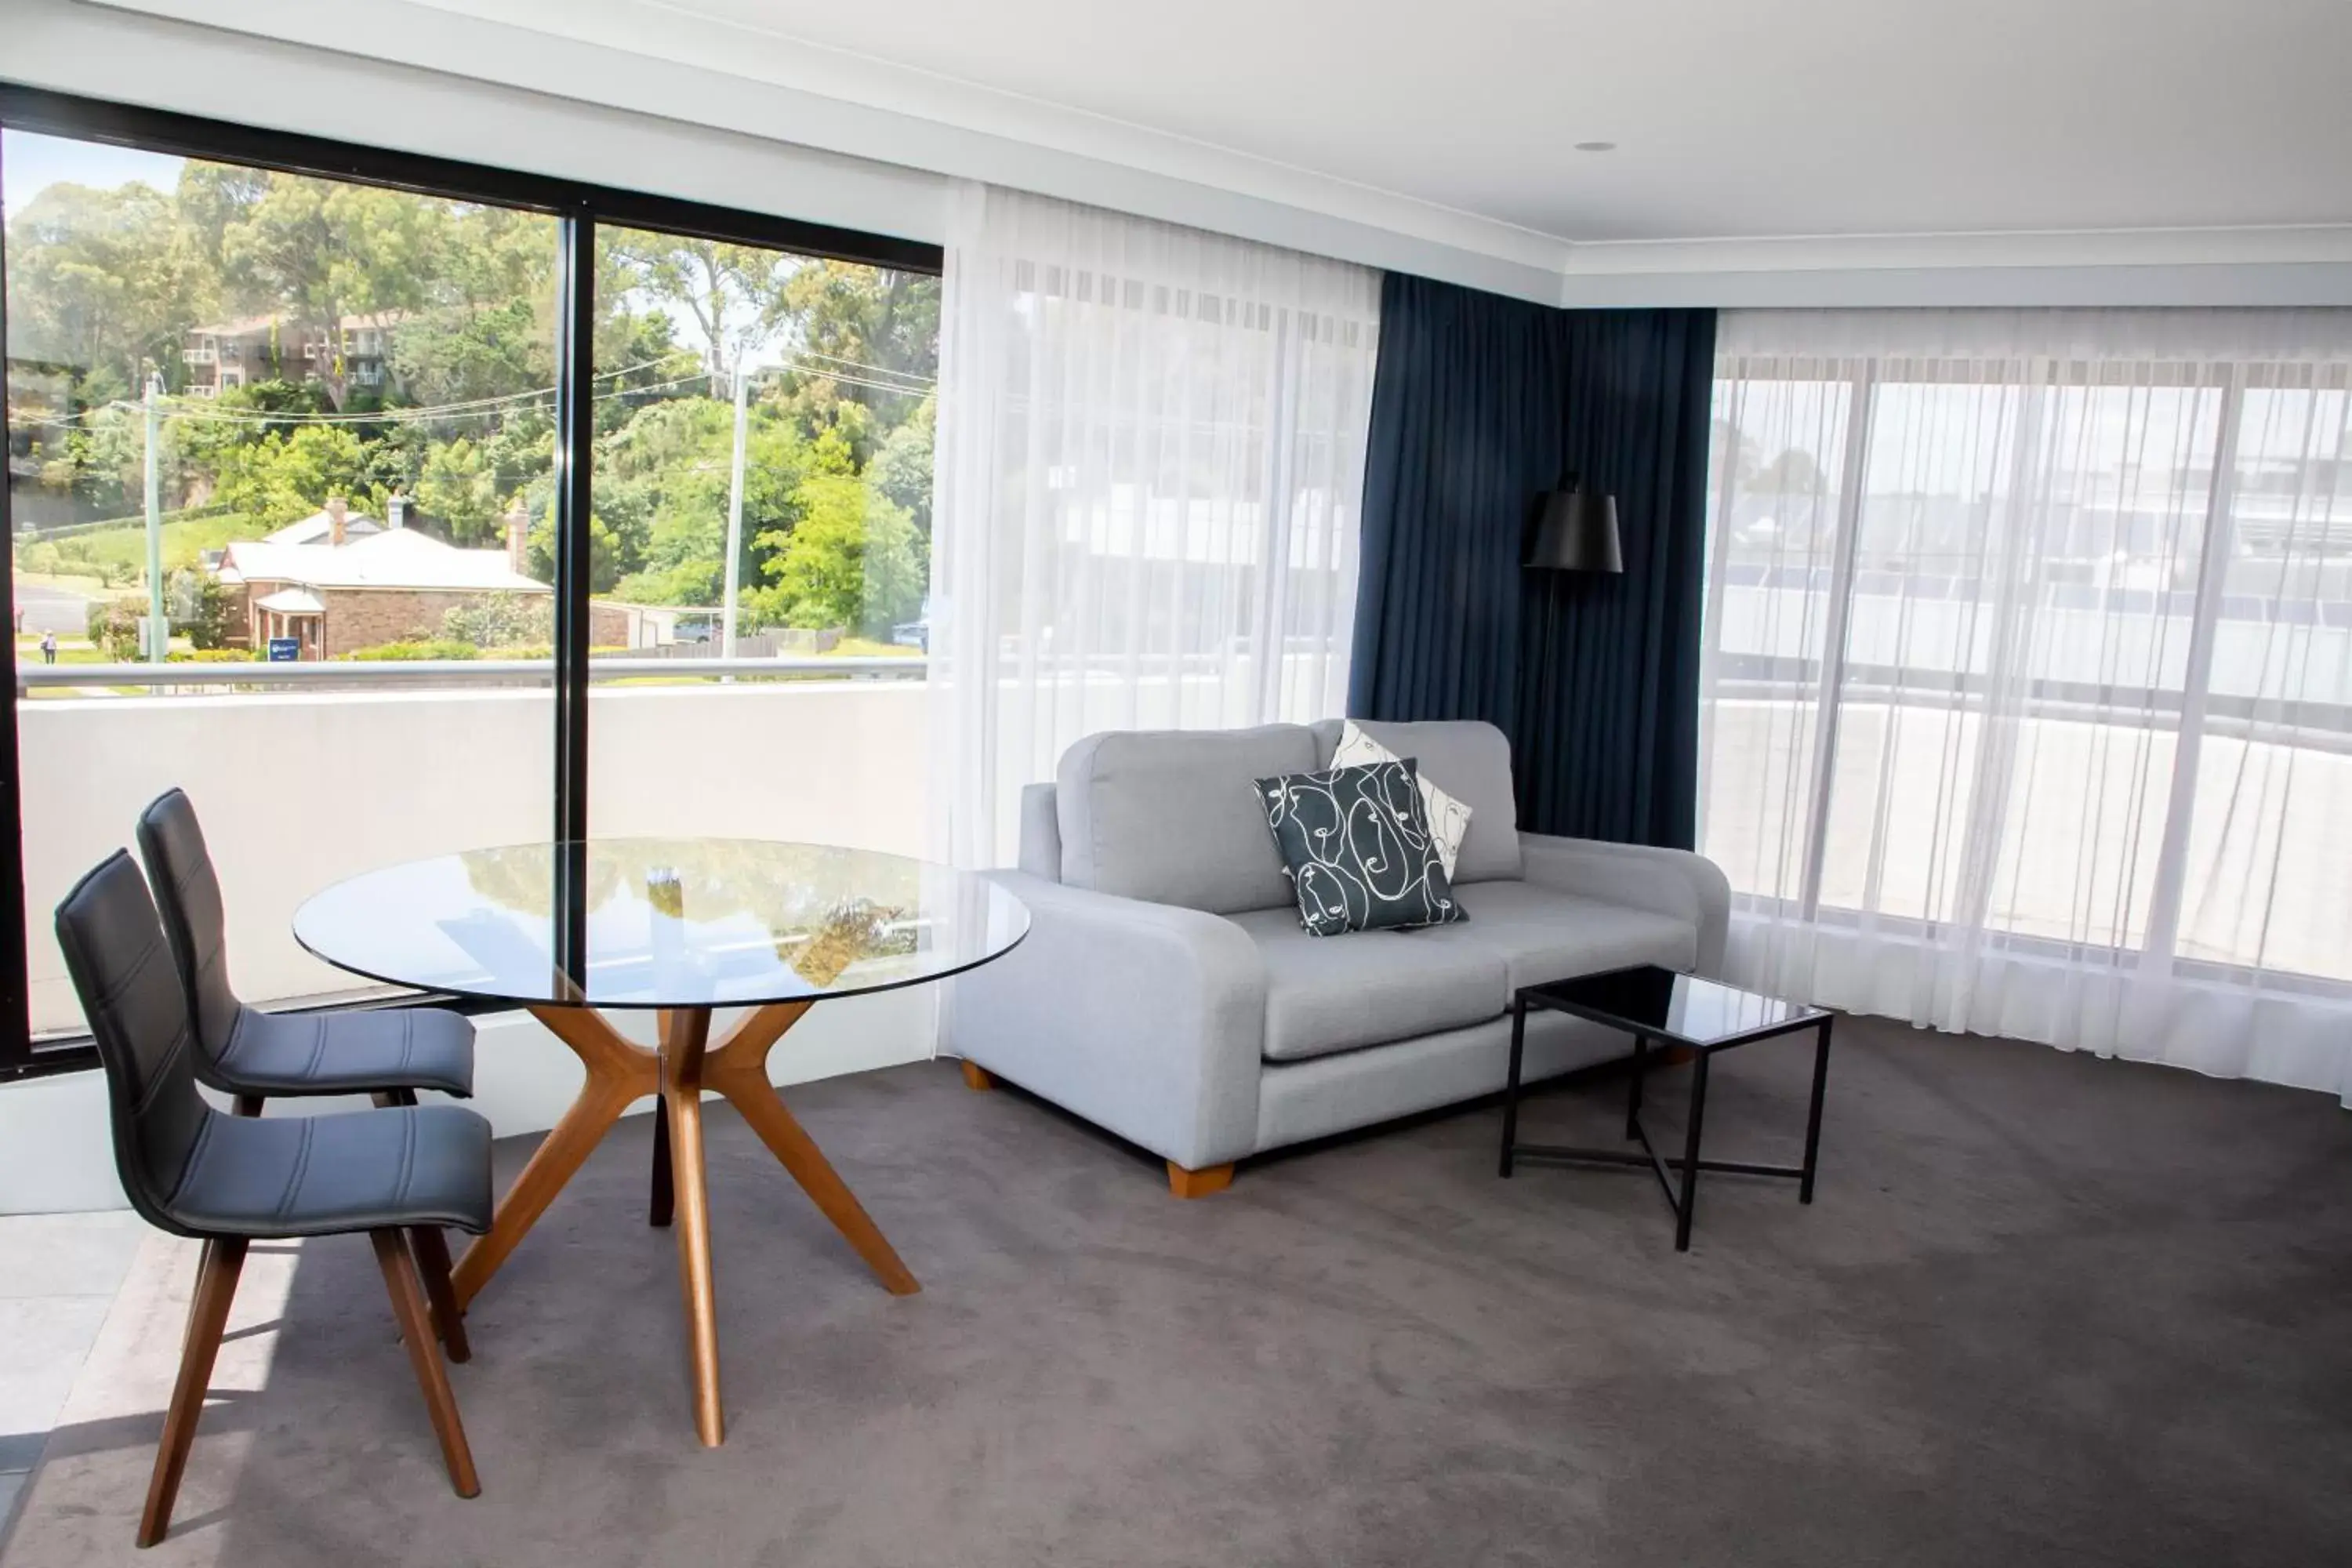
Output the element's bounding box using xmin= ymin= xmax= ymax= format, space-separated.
xmin=267 ymin=637 xmax=301 ymax=662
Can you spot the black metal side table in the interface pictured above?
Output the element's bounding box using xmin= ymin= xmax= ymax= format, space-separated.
xmin=1499 ymin=964 xmax=1832 ymax=1251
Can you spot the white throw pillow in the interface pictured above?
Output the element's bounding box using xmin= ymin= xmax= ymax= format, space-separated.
xmin=1332 ymin=720 xmax=1473 ymax=880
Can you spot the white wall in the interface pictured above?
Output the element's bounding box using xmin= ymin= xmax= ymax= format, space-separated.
xmin=0 ymin=679 xmax=935 ymax=1214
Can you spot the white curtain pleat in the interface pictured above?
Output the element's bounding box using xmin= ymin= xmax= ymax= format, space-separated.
xmin=929 ymin=183 xmax=1380 ymax=869
xmin=1702 ymin=310 xmax=2352 ymax=1103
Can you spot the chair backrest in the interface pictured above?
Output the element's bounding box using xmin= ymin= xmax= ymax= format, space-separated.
xmin=135 ymin=788 xmax=242 ymax=1066
xmin=53 ymin=851 xmax=216 ymax=1236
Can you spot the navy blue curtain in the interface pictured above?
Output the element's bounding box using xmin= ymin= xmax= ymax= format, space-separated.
xmin=1348 ymin=272 xmax=1715 ymax=849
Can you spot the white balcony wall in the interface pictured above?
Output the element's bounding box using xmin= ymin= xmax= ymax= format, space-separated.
xmin=0 ymin=679 xmax=930 ymax=1213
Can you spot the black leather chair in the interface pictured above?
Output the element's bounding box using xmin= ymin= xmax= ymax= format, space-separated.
xmin=136 ymin=788 xmax=479 ymax=1356
xmin=136 ymin=788 xmax=476 ymax=1110
xmin=56 ymin=851 xmax=494 ymax=1548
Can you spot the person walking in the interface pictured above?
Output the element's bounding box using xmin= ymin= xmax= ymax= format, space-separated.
xmin=41 ymin=630 xmax=57 ymax=666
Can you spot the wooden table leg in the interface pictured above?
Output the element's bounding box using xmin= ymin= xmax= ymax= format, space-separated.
xmin=660 ymin=1007 xmax=724 ymax=1447
xmin=705 ymin=1002 xmax=920 ymax=1297
xmin=450 ymin=1005 xmax=656 ymax=1308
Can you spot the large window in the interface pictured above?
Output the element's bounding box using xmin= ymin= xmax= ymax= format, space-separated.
xmin=1700 ymin=310 xmax=2352 ymax=1084
xmin=0 ymin=88 xmax=940 ymax=1073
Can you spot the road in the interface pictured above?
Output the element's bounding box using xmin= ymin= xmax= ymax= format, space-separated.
xmin=13 ymin=580 xmax=95 ymax=636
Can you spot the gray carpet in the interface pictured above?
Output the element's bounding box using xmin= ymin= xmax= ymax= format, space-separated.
xmin=7 ymin=1015 xmax=2352 ymax=1567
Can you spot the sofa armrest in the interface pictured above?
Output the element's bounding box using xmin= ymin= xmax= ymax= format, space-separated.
xmin=941 ymin=871 xmax=1266 ymax=1170
xmin=1515 ymin=833 xmax=1733 ymax=977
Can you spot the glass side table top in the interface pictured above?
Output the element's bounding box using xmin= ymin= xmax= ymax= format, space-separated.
xmin=1520 ymin=964 xmax=1826 ymax=1048
xmin=293 ymin=838 xmax=1029 ymax=1010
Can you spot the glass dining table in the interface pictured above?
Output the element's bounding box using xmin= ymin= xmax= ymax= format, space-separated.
xmin=293 ymin=838 xmax=1029 ymax=1447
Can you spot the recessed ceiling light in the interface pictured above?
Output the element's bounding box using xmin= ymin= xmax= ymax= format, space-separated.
xmin=1574 ymin=141 xmax=1617 ymax=153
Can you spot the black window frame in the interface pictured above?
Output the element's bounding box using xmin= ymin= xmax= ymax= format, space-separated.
xmin=0 ymin=84 xmax=943 ymax=1080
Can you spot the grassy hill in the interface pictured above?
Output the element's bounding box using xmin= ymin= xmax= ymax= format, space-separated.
xmin=14 ymin=512 xmax=264 ymax=588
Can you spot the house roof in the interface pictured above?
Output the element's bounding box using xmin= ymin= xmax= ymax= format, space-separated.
xmin=265 ymin=510 xmax=385 ymax=546
xmin=220 ymin=528 xmax=548 ymax=593
xmin=253 ymin=587 xmax=326 ymax=615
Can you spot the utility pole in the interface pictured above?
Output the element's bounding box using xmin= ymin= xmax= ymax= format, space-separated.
xmin=143 ymin=369 xmax=165 ymax=662
xmin=720 ymin=361 xmax=750 ymax=663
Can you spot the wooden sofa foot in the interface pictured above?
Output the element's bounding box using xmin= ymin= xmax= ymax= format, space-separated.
xmin=1167 ymin=1162 xmax=1234 ymax=1199
xmin=960 ymin=1060 xmax=995 ymax=1091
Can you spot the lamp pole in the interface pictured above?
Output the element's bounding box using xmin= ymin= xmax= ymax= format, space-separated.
xmin=720 ymin=361 xmax=750 ymax=663
xmin=143 ymin=369 xmax=165 ymax=662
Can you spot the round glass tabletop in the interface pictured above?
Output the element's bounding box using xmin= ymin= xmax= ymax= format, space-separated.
xmin=292 ymin=839 xmax=1029 ymax=1010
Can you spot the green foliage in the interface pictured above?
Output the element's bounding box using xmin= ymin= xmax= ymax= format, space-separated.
xmin=13 ymin=156 xmax=938 ymax=644
xmin=753 ymin=474 xmax=922 ymax=635
xmin=414 ymin=437 xmax=502 ymax=544
xmin=18 ymin=511 xmax=257 ymax=588
xmin=85 ymin=598 xmax=146 ymax=660
xmin=212 ymin=426 xmax=379 ymax=527
xmin=166 ymin=647 xmax=259 ymax=663
xmin=339 ymin=638 xmax=481 ymax=661
xmin=440 ymin=592 xmax=553 ymax=649
xmin=168 ymin=567 xmax=237 ymax=650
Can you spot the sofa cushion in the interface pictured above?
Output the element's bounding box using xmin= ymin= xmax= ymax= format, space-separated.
xmin=1310 ymin=718 xmax=1523 ymax=882
xmin=1417 ymin=880 xmax=1697 ymax=992
xmin=1058 ymin=724 xmax=1318 ymax=914
xmin=1229 ymin=908 xmax=1504 ymax=1062
xmin=1332 ymin=720 xmax=1472 ymax=878
xmin=1254 ymin=758 xmax=1465 ymax=937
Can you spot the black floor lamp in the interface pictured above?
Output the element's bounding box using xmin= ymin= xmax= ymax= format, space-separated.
xmin=1526 ymin=476 xmax=1622 ymax=575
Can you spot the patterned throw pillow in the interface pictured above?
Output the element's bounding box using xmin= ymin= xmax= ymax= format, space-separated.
xmin=1331 ymin=720 xmax=1473 ymax=879
xmin=1254 ymin=759 xmax=1467 ymax=937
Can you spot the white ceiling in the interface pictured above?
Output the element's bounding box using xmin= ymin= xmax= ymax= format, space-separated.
xmin=73 ymin=0 xmax=2352 ymax=303
xmin=470 ymin=0 xmax=2352 ymax=243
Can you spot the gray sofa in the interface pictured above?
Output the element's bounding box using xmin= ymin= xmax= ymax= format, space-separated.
xmin=944 ymin=718 xmax=1730 ymax=1194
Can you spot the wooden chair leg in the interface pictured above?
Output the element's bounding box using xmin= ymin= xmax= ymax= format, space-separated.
xmin=960 ymin=1060 xmax=994 ymax=1091
xmin=1167 ymin=1162 xmax=1235 ymax=1200
xmin=232 ymin=1094 xmax=264 ymax=1117
xmin=371 ymin=1229 xmax=480 ymax=1498
xmin=407 ymin=1226 xmax=470 ymax=1363
xmin=649 ymin=1091 xmax=675 ymax=1228
xmin=139 ymin=1236 xmax=247 ymax=1548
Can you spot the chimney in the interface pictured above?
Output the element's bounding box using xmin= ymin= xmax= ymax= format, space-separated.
xmin=505 ymin=500 xmax=531 ymax=577
xmin=326 ymin=495 xmax=348 ymax=547
xmin=386 ymin=492 xmax=408 ymax=531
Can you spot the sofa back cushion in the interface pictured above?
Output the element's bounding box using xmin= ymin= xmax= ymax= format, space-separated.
xmin=1057 ymin=724 xmax=1319 ymax=913
xmin=1309 ymin=718 xmax=1523 ymax=882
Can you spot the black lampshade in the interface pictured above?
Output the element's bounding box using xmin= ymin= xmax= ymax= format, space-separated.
xmin=1525 ymin=487 xmax=1623 ymax=573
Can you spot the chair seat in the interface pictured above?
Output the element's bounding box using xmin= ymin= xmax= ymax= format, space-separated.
xmin=165 ymin=1102 xmax=494 ymax=1238
xmin=213 ymin=1004 xmax=475 ymax=1098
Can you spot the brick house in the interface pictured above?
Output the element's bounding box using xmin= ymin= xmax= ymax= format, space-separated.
xmin=181 ymin=312 xmax=399 ymax=404
xmin=217 ymin=498 xmax=629 ymax=658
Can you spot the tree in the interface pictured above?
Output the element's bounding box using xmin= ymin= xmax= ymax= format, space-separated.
xmin=869 ymin=395 xmax=935 ymax=535
xmin=601 ymin=233 xmax=797 ymax=379
xmin=169 ymin=568 xmax=236 ymax=650
xmin=4 ymin=180 xmax=212 ymax=401
xmin=220 ymin=179 xmax=445 ymax=404
xmin=86 ymin=597 xmax=145 ymax=660
xmin=777 ymin=262 xmax=938 ymax=416
xmin=415 ymin=437 xmax=502 ymax=544
xmin=755 ymin=474 xmax=921 ymax=635
xmin=210 ymin=424 xmax=379 ymax=527
xmin=441 ymin=592 xmax=552 ymax=649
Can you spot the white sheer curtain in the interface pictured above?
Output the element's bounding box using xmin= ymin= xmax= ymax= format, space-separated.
xmin=1701 ymin=309 xmax=2352 ymax=1102
xmin=928 ymin=183 xmax=1380 ymax=868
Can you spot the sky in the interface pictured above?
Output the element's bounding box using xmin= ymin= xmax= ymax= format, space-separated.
xmin=2 ymin=129 xmax=185 ymax=219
